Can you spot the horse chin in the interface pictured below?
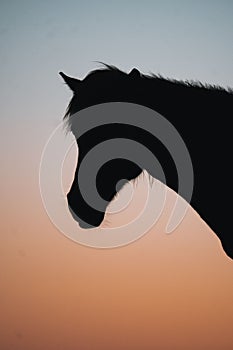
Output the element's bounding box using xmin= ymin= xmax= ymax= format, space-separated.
xmin=69 ymin=209 xmax=104 ymax=229
xmin=78 ymin=219 xmax=97 ymax=229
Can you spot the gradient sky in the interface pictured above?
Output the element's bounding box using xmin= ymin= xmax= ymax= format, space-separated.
xmin=1 ymin=1 xmax=233 ymax=349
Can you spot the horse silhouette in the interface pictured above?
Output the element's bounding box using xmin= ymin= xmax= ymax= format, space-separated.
xmin=60 ymin=64 xmax=233 ymax=259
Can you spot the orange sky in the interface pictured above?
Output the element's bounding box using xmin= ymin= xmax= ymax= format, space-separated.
xmin=1 ymin=171 xmax=233 ymax=350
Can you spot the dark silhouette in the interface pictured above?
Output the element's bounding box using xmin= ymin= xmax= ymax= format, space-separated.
xmin=60 ymin=64 xmax=233 ymax=259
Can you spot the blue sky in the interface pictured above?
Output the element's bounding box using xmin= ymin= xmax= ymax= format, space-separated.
xmin=0 ymin=0 xmax=232 ymax=168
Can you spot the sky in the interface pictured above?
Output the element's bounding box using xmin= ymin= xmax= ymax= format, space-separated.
xmin=1 ymin=1 xmax=233 ymax=349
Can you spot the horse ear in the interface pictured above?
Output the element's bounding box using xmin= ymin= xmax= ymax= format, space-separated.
xmin=59 ymin=72 xmax=80 ymax=92
xmin=129 ymin=68 xmax=141 ymax=78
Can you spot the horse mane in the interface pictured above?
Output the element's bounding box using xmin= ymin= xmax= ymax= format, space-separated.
xmin=88 ymin=63 xmax=233 ymax=93
xmin=63 ymin=63 xmax=233 ymax=131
